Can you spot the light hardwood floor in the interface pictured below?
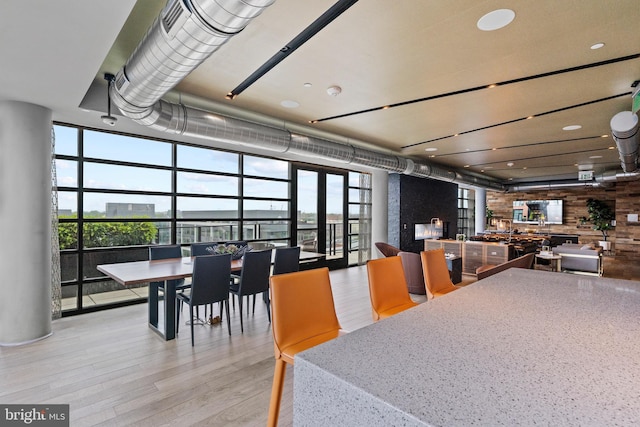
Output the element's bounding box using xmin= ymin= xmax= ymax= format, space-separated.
xmin=1 ymin=265 xmax=424 ymax=427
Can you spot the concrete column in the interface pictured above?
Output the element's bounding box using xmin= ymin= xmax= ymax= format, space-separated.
xmin=475 ymin=187 xmax=486 ymax=234
xmin=371 ymin=170 xmax=388 ymax=259
xmin=0 ymin=101 xmax=53 ymax=345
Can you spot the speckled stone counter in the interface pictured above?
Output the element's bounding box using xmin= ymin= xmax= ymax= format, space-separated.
xmin=294 ymin=269 xmax=640 ymax=426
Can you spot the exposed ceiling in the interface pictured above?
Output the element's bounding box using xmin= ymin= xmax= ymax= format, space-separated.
xmin=2 ymin=0 xmax=639 ymax=185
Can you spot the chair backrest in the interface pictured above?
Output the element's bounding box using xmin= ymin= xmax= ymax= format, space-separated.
xmin=190 ymin=253 xmax=232 ymax=306
xmin=149 ymin=245 xmax=184 ymax=287
xmin=190 ymin=242 xmax=221 ymax=257
xmin=375 ymin=242 xmax=401 ymax=257
xmin=149 ymin=244 xmax=182 ymax=260
xmin=269 ymin=268 xmax=342 ymax=359
xmin=237 ymin=249 xmax=273 ymax=296
xmin=272 ymin=246 xmax=301 ymax=275
xmin=366 ymin=257 xmax=415 ymax=319
xmin=421 ymin=248 xmax=457 ymax=299
xmin=397 ymin=251 xmax=426 ymax=295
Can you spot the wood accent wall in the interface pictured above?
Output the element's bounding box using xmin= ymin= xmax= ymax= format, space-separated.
xmin=487 ymin=181 xmax=640 ymax=263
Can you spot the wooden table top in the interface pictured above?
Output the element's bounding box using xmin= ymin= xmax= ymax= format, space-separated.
xmin=97 ymin=251 xmax=325 ymax=286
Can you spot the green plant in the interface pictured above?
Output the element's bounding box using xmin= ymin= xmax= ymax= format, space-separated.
xmin=486 ymin=207 xmax=494 ymax=225
xmin=585 ymin=198 xmax=615 ymax=241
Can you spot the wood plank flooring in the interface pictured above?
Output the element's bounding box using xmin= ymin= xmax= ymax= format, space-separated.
xmin=0 ymin=265 xmax=397 ymax=427
xmin=1 ymin=257 xmax=634 ymax=426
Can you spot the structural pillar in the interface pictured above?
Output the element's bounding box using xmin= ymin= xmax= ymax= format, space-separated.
xmin=371 ymin=169 xmax=388 ymax=259
xmin=475 ymin=187 xmax=486 ymax=234
xmin=0 ymin=101 xmax=53 ymax=345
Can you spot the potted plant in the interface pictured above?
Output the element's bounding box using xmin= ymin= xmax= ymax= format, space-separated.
xmin=486 ymin=207 xmax=494 ymax=226
xmin=585 ymin=198 xmax=615 ymax=250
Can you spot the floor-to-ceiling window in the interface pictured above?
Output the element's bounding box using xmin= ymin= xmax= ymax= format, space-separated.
xmin=293 ymin=165 xmax=348 ymax=270
xmin=348 ymin=171 xmax=371 ymax=265
xmin=458 ymin=187 xmax=475 ymax=238
xmin=54 ymin=124 xmax=370 ymax=315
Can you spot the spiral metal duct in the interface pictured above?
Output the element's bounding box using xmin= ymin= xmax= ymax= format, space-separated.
xmin=110 ymin=0 xmax=505 ymax=190
xmin=610 ymin=111 xmax=639 ymax=173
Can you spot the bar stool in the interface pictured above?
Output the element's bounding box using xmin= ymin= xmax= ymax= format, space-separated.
xmin=267 ymin=267 xmax=346 ymax=426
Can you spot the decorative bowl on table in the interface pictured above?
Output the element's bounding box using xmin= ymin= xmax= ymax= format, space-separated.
xmin=205 ymin=243 xmax=251 ymax=260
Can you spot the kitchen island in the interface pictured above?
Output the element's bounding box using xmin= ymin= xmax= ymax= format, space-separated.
xmin=294 ymin=268 xmax=640 ymax=426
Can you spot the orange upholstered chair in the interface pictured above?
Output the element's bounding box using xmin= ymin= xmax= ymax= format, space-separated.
xmin=421 ymin=248 xmax=461 ymax=299
xmin=366 ymin=256 xmax=419 ymax=321
xmin=267 ymin=267 xmax=346 ymax=427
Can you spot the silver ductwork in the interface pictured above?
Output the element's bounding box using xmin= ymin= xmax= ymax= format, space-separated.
xmin=610 ymin=111 xmax=639 ymax=173
xmin=110 ymin=0 xmax=507 ymax=190
xmin=506 ymin=169 xmax=640 ymax=192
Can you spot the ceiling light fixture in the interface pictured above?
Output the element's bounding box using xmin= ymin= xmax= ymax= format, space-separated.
xmin=563 ymin=125 xmax=582 ymax=131
xmin=477 ymin=9 xmax=515 ymax=31
xmin=507 ymin=162 xmax=514 ymax=167
xmin=327 ymin=85 xmax=342 ymax=96
xmin=280 ymin=100 xmax=300 ymax=108
xmin=100 ymin=73 xmax=117 ymax=126
xmin=425 ymin=147 xmax=437 ymax=152
xmin=590 ymin=42 xmax=605 ymax=50
xmin=303 ymin=82 xmax=312 ymax=88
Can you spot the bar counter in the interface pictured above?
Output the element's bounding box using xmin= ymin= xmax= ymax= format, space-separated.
xmin=294 ymin=269 xmax=640 ymax=426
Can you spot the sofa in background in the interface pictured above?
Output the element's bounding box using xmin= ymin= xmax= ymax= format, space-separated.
xmin=552 ymin=243 xmax=603 ymax=276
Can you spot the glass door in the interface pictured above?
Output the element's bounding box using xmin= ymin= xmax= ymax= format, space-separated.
xmin=294 ymin=165 xmax=348 ymax=269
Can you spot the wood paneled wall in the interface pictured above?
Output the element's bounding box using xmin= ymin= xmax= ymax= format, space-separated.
xmin=487 ymin=181 xmax=640 ymax=262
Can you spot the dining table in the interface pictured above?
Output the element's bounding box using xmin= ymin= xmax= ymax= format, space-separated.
xmin=97 ymin=250 xmax=325 ymax=340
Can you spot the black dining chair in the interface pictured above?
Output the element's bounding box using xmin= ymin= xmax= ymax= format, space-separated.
xmin=190 ymin=242 xmax=220 ymax=257
xmin=149 ymin=245 xmax=189 ymax=292
xmin=149 ymin=244 xmax=190 ymax=321
xmin=272 ymin=246 xmax=301 ymax=275
xmin=176 ymin=253 xmax=232 ymax=345
xmin=229 ymin=249 xmax=273 ymax=333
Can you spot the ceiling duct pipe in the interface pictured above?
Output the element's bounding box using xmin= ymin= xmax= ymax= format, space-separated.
xmin=610 ymin=111 xmax=639 ymax=173
xmin=110 ymin=0 xmax=505 ymax=191
xmin=505 ymin=180 xmax=604 ymax=192
xmin=110 ymin=0 xmax=276 ymax=119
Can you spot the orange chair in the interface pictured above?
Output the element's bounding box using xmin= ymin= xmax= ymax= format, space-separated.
xmin=421 ymin=248 xmax=461 ymax=299
xmin=267 ymin=267 xmax=346 ymax=427
xmin=366 ymin=256 xmax=419 ymax=321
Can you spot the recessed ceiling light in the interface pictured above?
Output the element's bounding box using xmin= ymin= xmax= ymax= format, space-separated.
xmin=303 ymin=82 xmax=312 ymax=88
xmin=464 ymin=165 xmax=470 ymax=168
xmin=280 ymin=100 xmax=299 ymax=108
xmin=507 ymin=162 xmax=514 ymax=167
xmin=608 ymin=146 xmax=615 ymax=150
xmin=589 ymin=155 xmax=603 ymax=159
xmin=477 ymin=9 xmax=515 ymax=31
xmin=425 ymin=147 xmax=438 ymax=152
xmin=590 ymin=42 xmax=605 ymax=50
xmin=563 ymin=125 xmax=582 ymax=131
xmin=602 ymin=134 xmax=609 ymax=138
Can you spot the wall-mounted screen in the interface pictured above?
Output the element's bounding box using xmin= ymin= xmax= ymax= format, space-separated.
xmin=415 ymin=223 xmax=442 ymax=240
xmin=512 ymin=199 xmax=563 ymax=224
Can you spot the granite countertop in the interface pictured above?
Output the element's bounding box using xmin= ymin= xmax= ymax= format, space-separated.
xmin=294 ymin=269 xmax=640 ymax=426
